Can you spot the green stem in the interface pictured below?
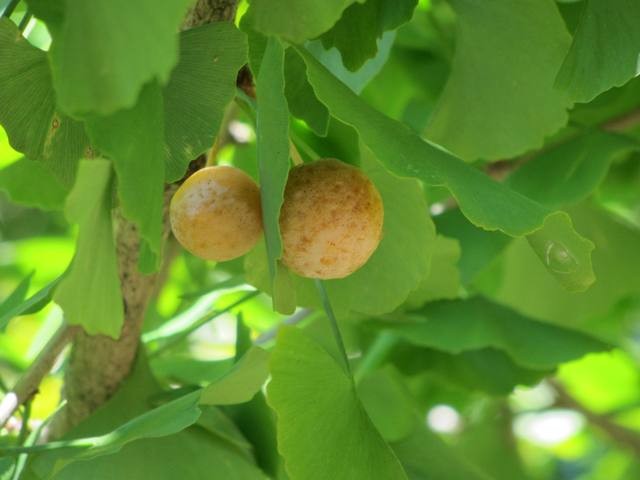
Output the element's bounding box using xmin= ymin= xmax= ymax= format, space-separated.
xmin=147 ymin=291 xmax=260 ymax=358
xmin=314 ymin=280 xmax=351 ymax=376
xmin=353 ymin=331 xmax=399 ymax=384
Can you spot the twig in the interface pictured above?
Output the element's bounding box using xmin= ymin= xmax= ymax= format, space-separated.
xmin=550 ymin=379 xmax=640 ymax=457
xmin=486 ymin=106 xmax=640 ymax=181
xmin=289 ymin=140 xmax=304 ymax=166
xmin=255 ymin=308 xmax=314 ymax=345
xmin=0 ymin=325 xmax=77 ymax=428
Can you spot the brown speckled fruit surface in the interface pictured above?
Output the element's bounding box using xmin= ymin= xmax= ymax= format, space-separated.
xmin=280 ymin=159 xmax=383 ymax=279
xmin=170 ymin=166 xmax=263 ymax=261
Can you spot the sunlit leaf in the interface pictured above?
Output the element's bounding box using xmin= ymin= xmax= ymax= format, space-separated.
xmin=0 ymin=157 xmax=68 ymax=210
xmin=425 ymin=0 xmax=571 ymax=160
xmin=34 ymin=0 xmax=193 ymax=116
xmin=0 ymin=19 xmax=88 ymax=186
xmin=200 ymin=346 xmax=270 ymax=406
xmin=53 ymin=159 xmax=124 ymax=338
xmin=267 ymin=326 xmax=407 ymax=479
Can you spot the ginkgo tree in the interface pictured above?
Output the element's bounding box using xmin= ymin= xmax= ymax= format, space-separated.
xmin=1 ymin=0 xmax=640 ymax=478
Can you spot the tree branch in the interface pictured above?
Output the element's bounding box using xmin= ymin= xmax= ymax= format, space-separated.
xmin=0 ymin=325 xmax=78 ymax=428
xmin=486 ymin=106 xmax=640 ymax=180
xmin=550 ymin=379 xmax=640 ymax=457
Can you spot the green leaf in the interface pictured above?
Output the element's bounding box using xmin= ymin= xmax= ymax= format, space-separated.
xmin=53 ymin=159 xmax=124 ymax=338
xmin=284 ymin=48 xmax=330 ymax=136
xmin=295 ymin=46 xmax=596 ymax=292
xmin=377 ymin=296 xmax=609 ymax=370
xmin=0 ymin=275 xmax=63 ymax=330
xmin=23 ymin=391 xmax=202 ymax=479
xmin=245 ymin=0 xmax=361 ymax=44
xmin=321 ymin=0 xmax=417 ymax=71
xmin=86 ymin=82 xmax=165 ymax=271
xmin=200 ymin=347 xmax=270 ymax=406
xmin=392 ymin=345 xmax=547 ymax=395
xmin=255 ymin=38 xmax=290 ymax=292
xmin=479 ymin=203 xmax=640 ymax=343
xmin=357 ymin=367 xmax=416 ymax=442
xmin=27 ymin=429 xmax=267 ymax=480
xmin=0 ymin=19 xmax=88 ymax=186
xmin=434 ymin=209 xmax=511 ymax=285
xmin=555 ymin=0 xmax=640 ymax=103
xmin=507 ymin=131 xmax=638 ymax=209
xmin=39 ymin=0 xmax=193 ymax=116
xmin=267 ymin=326 xmax=407 ymax=479
xmin=305 ymin=33 xmax=395 ymax=94
xmin=151 ymin=356 xmax=234 ymax=385
xmin=404 ymin=235 xmax=460 ymax=308
xmin=163 ymin=22 xmax=248 ymax=181
xmin=24 ymin=354 xmax=265 ymax=480
xmin=0 ymin=157 xmax=69 ymax=210
xmin=0 ymin=271 xmax=33 ymax=331
xmin=425 ymin=0 xmax=571 ymax=160
xmin=391 ymin=425 xmax=491 ymax=480
xmin=526 ymin=212 xmax=595 ymax=292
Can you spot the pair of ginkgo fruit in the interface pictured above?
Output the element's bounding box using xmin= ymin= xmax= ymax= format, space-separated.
xmin=170 ymin=159 xmax=384 ymax=279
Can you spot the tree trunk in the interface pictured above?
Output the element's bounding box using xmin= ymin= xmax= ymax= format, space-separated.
xmin=49 ymin=0 xmax=239 ymax=437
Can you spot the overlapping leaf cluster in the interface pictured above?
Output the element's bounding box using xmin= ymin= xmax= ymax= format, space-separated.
xmin=1 ymin=0 xmax=640 ymax=478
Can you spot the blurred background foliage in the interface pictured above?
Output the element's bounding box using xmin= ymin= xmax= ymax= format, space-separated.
xmin=1 ymin=0 xmax=640 ymax=479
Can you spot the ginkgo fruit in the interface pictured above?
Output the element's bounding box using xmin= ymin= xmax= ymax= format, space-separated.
xmin=170 ymin=166 xmax=263 ymax=261
xmin=280 ymin=158 xmax=383 ymax=279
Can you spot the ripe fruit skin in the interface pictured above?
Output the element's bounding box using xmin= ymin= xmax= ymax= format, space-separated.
xmin=280 ymin=158 xmax=383 ymax=279
xmin=170 ymin=166 xmax=263 ymax=261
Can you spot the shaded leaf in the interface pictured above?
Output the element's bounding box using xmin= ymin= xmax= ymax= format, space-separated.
xmin=284 ymin=48 xmax=330 ymax=136
xmin=87 ymin=82 xmax=165 ymax=272
xmin=245 ymin=0 xmax=361 ymax=44
xmin=305 ymin=33 xmax=395 ymax=94
xmin=377 ymin=296 xmax=609 ymax=370
xmin=38 ymin=0 xmax=193 ymax=116
xmin=267 ymin=326 xmax=407 ymax=479
xmin=391 ymin=424 xmax=491 ymax=480
xmin=296 ymin=46 xmax=595 ymax=292
xmin=392 ymin=345 xmax=547 ymax=396
xmin=53 ymin=159 xmax=124 ymax=338
xmin=0 ymin=19 xmax=88 ymax=186
xmin=163 ymin=22 xmax=248 ymax=181
xmin=404 ymin=235 xmax=460 ymax=308
xmin=434 ymin=209 xmax=511 ymax=285
xmin=321 ymin=0 xmax=417 ymax=71
xmin=425 ymin=0 xmax=571 ymax=160
xmin=357 ymin=367 xmax=416 ymax=442
xmin=507 ymin=131 xmax=638 ymax=209
xmin=555 ymin=0 xmax=640 ymax=103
